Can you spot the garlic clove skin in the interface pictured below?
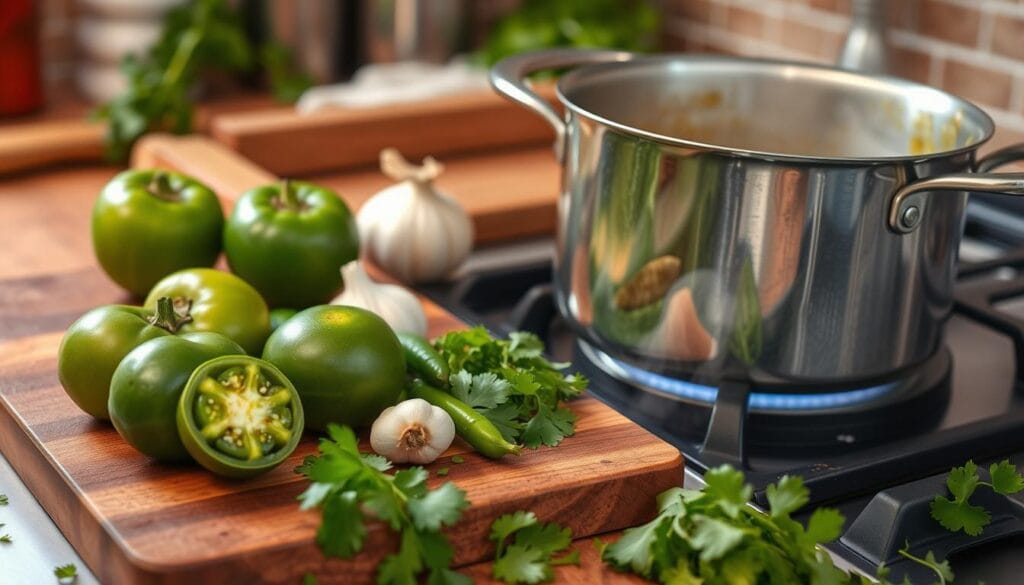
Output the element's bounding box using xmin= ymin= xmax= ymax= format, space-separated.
xmin=370 ymin=398 xmax=456 ymax=464
xmin=357 ymin=149 xmax=474 ymax=284
xmin=331 ymin=260 xmax=428 ymax=336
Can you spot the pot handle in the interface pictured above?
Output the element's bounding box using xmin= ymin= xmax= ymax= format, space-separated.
xmin=490 ymin=48 xmax=635 ymax=158
xmin=888 ymin=143 xmax=1024 ymax=234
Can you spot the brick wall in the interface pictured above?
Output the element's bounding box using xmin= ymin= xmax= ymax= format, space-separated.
xmin=660 ymin=0 xmax=1024 ymax=153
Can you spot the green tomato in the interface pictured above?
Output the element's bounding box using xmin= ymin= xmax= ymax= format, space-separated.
xmin=224 ymin=180 xmax=358 ymax=308
xmin=177 ymin=356 xmax=304 ymax=478
xmin=109 ymin=332 xmax=244 ymax=461
xmin=262 ymin=305 xmax=405 ymax=431
xmin=144 ymin=268 xmax=270 ymax=355
xmin=57 ymin=297 xmax=193 ymax=420
xmin=92 ymin=170 xmax=223 ymax=297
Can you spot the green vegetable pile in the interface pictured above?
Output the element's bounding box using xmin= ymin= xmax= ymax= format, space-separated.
xmin=94 ymin=0 xmax=311 ymax=161
xmin=297 ymin=424 xmax=471 ymax=585
xmin=931 ymin=459 xmax=1024 ymax=536
xmin=600 ymin=466 xmax=953 ymax=585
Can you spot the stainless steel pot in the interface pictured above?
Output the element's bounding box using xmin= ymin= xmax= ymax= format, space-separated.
xmin=491 ymin=49 xmax=1024 ymax=386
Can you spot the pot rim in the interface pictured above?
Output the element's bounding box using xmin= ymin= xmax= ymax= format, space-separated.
xmin=555 ymin=54 xmax=996 ymax=165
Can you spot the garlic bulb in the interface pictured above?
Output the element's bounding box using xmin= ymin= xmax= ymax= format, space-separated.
xmin=371 ymin=398 xmax=455 ymax=464
xmin=357 ymin=148 xmax=474 ymax=284
xmin=332 ymin=260 xmax=428 ymax=336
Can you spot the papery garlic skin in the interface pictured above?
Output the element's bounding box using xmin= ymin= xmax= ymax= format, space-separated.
xmin=357 ymin=149 xmax=473 ymax=284
xmin=370 ymin=398 xmax=456 ymax=464
xmin=331 ymin=260 xmax=428 ymax=336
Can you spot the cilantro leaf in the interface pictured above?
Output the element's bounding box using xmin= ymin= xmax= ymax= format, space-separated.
xmin=661 ymin=560 xmax=703 ymax=585
xmin=482 ymin=402 xmax=524 ymax=443
xmin=378 ymin=529 xmax=423 ymax=585
xmin=0 ymin=494 xmax=7 ymax=505
xmin=522 ymin=405 xmax=575 ymax=448
xmin=407 ymin=482 xmax=469 ymax=531
xmin=989 ymin=459 xmax=1024 ymax=495
xmin=428 ymin=568 xmax=474 ymax=585
xmin=494 ymin=544 xmax=550 ymax=584
xmin=54 ymin=564 xmax=78 ymax=583
xmin=451 ymin=371 xmax=511 ymax=410
xmin=804 ymin=507 xmax=845 ymax=544
xmin=946 ymin=460 xmax=980 ymax=502
xmin=450 ymin=455 xmax=465 ymax=464
xmin=766 ymin=475 xmax=808 ymax=519
xmin=361 ymin=453 xmax=393 ymax=472
xmin=930 ymin=495 xmax=990 ymax=536
xmin=297 ymin=482 xmax=334 ymax=511
xmin=317 ymin=490 xmax=366 ymax=557
xmin=0 ymin=534 xmax=11 ymax=544
xmin=515 ymin=522 xmax=572 ymax=556
xmin=603 ymin=515 xmax=668 ymax=576
xmin=436 ymin=467 xmax=449 ymax=477
xmin=508 ymin=331 xmax=545 ymax=360
xmin=702 ymin=465 xmax=752 ymax=518
xmin=690 ymin=515 xmax=746 ymax=561
xmin=490 ymin=512 xmax=576 ymax=585
xmin=491 ymin=511 xmax=539 ymax=554
xmin=393 ymin=467 xmax=429 ymax=497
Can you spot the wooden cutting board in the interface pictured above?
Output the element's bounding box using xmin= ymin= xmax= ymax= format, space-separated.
xmin=133 ymin=134 xmax=561 ymax=245
xmin=0 ymin=168 xmax=682 ymax=584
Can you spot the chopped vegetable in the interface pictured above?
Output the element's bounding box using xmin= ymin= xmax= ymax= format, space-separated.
xmin=370 ymin=398 xmax=456 ymax=464
xmin=54 ymin=564 xmax=77 ymax=584
xmin=451 ymin=455 xmax=465 ymax=464
xmin=436 ymin=467 xmax=450 ymax=477
xmin=296 ymin=424 xmax=471 ymax=585
xmin=601 ymin=465 xmax=951 ymax=585
xmin=433 ymin=328 xmax=586 ymax=448
xmin=301 ymin=573 xmax=318 ymax=585
xmin=491 ymin=511 xmax=579 ymax=584
xmin=0 ymin=494 xmax=7 ymax=505
xmin=931 ymin=459 xmax=1024 ymax=536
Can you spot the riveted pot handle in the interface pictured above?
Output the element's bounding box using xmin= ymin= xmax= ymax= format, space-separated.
xmin=889 ymin=172 xmax=1024 ymax=233
xmin=490 ymin=49 xmax=635 ymax=159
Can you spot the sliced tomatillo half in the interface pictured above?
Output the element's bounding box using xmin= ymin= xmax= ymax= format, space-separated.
xmin=177 ymin=355 xmax=304 ymax=478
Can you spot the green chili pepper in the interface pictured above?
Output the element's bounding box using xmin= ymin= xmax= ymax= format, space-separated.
xmin=408 ymin=379 xmax=520 ymax=459
xmin=398 ymin=333 xmax=450 ymax=387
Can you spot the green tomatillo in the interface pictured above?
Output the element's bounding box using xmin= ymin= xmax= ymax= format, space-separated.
xmin=58 ymin=297 xmax=193 ymax=420
xmin=109 ymin=332 xmax=245 ymax=461
xmin=92 ymin=170 xmax=224 ymax=297
xmin=223 ymin=180 xmax=359 ymax=308
xmin=262 ymin=305 xmax=405 ymax=430
xmin=144 ymin=268 xmax=270 ymax=355
xmin=177 ymin=355 xmax=304 ymax=478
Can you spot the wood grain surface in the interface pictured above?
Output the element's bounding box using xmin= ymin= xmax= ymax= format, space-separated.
xmin=134 ymin=134 xmax=561 ymax=245
xmin=0 ymin=167 xmax=682 ymax=584
xmin=211 ymin=87 xmax=558 ymax=176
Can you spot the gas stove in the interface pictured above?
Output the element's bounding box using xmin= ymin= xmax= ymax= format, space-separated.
xmin=417 ymin=197 xmax=1024 ymax=584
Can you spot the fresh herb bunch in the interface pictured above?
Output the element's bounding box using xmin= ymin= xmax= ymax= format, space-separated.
xmin=296 ymin=424 xmax=471 ymax=585
xmin=601 ymin=465 xmax=953 ymax=585
xmin=94 ymin=0 xmax=311 ymax=161
xmin=477 ymin=0 xmax=660 ymax=68
xmin=433 ymin=328 xmax=587 ymax=448
xmin=931 ymin=459 xmax=1024 ymax=536
xmin=490 ymin=511 xmax=579 ymax=584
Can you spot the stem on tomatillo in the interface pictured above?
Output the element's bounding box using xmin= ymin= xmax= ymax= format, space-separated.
xmin=148 ymin=296 xmax=193 ymax=333
xmin=278 ymin=178 xmax=302 ymax=211
xmin=148 ymin=172 xmax=180 ymax=202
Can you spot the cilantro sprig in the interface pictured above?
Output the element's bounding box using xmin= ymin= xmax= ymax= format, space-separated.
xmin=490 ymin=511 xmax=579 ymax=584
xmin=601 ymin=465 xmax=952 ymax=585
xmin=930 ymin=459 xmax=1024 ymax=536
xmin=434 ymin=328 xmax=586 ymax=448
xmin=296 ymin=424 xmax=471 ymax=585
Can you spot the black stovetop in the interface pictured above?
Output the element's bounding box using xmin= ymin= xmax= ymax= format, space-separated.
xmin=417 ymin=200 xmax=1024 ymax=584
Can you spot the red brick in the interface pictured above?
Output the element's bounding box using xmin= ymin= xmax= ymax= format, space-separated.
xmin=779 ymin=18 xmax=844 ymax=58
xmin=917 ymin=0 xmax=980 ymax=47
xmin=992 ymin=15 xmax=1024 ymax=61
xmin=887 ymin=0 xmax=918 ymax=30
xmin=941 ymin=58 xmax=1013 ymax=109
xmin=889 ymin=45 xmax=931 ymax=84
xmin=726 ymin=5 xmax=767 ymax=38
